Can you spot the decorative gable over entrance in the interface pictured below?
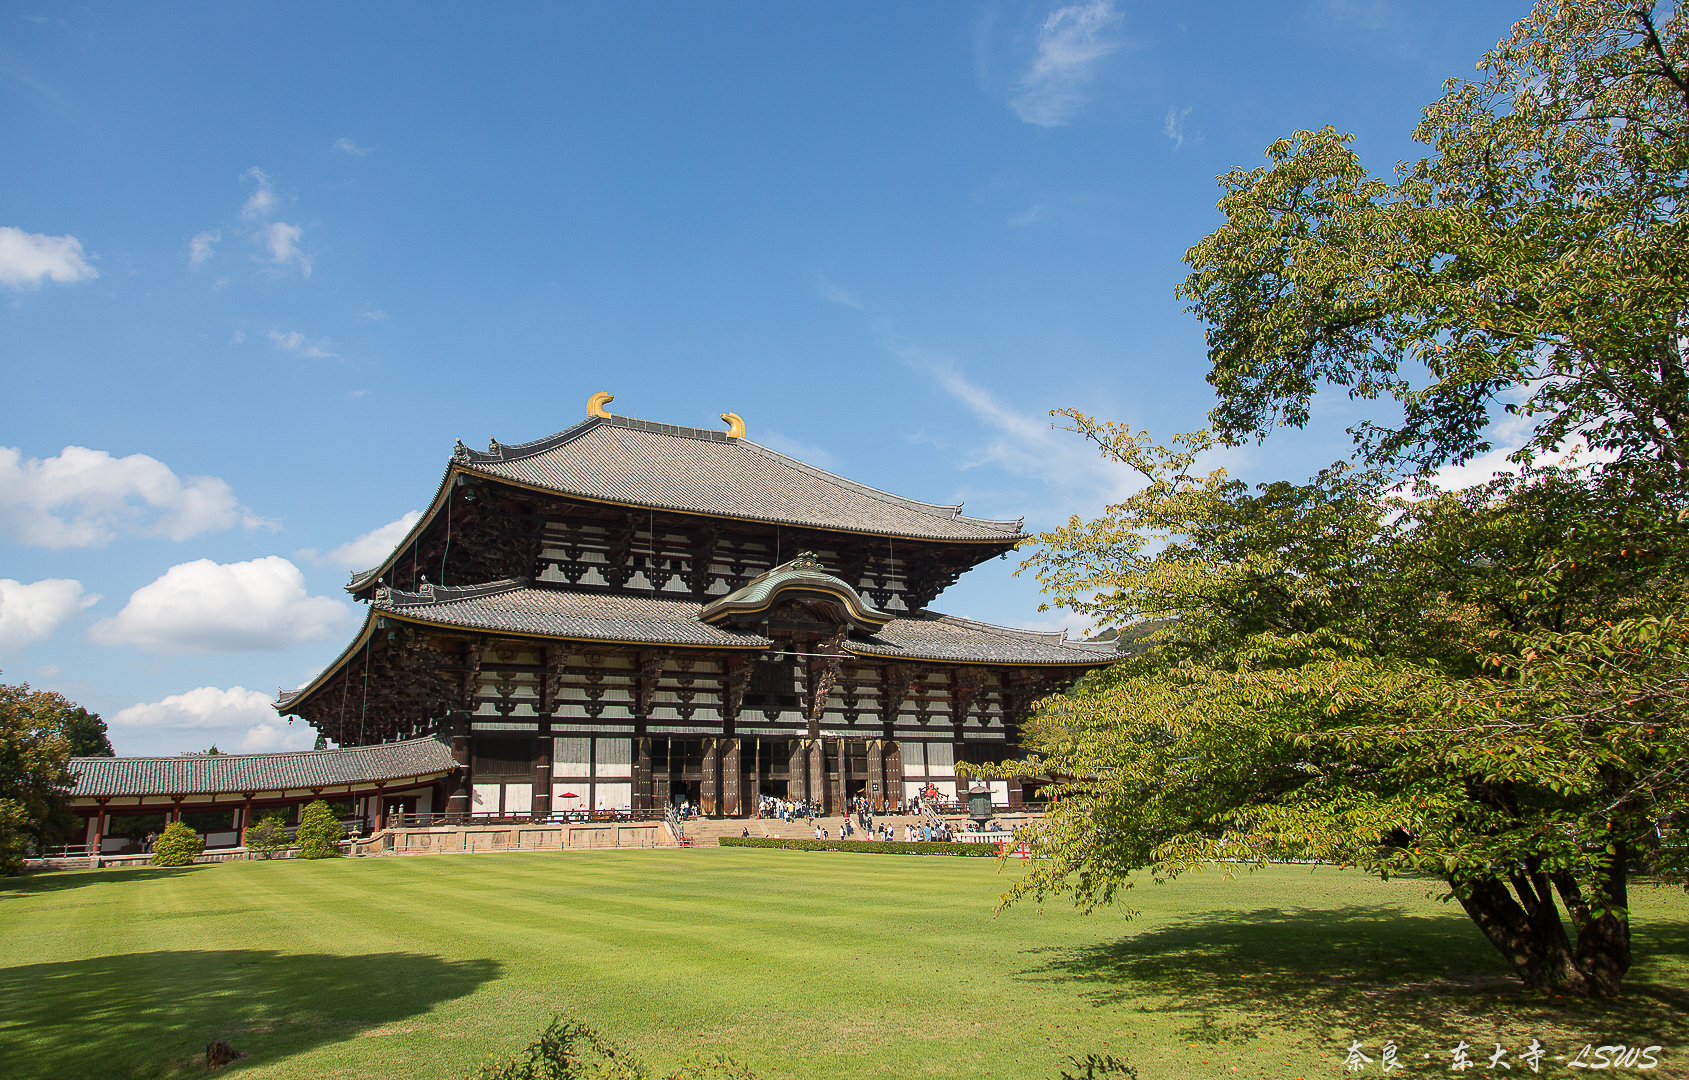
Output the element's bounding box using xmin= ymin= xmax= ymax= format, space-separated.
xmin=699 ymin=552 xmax=892 ymax=634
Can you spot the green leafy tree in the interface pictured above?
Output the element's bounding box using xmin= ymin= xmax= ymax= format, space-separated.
xmin=295 ymin=800 xmax=343 ymax=859
xmin=986 ymin=0 xmax=1689 ymax=999
xmin=60 ymin=707 xmax=113 ymax=758
xmin=0 ymin=678 xmax=87 ymax=874
xmin=1178 ymin=0 xmax=1689 ymax=488
xmin=244 ymin=815 xmax=290 ymax=860
xmin=994 ymin=412 xmax=1689 ymax=997
xmin=149 ymin=821 xmax=204 ymax=867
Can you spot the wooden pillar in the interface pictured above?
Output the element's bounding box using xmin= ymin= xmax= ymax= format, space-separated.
xmin=239 ymin=795 xmax=255 ymax=846
xmin=721 ymin=739 xmax=743 ymax=817
xmin=533 ymin=727 xmax=552 ymax=821
xmin=91 ymin=799 xmax=108 ymax=857
xmin=806 ymin=739 xmax=826 ymax=812
xmin=447 ymin=730 xmax=472 ymax=821
xmin=834 ymin=738 xmax=847 ymax=812
xmin=634 ymin=737 xmax=653 ymax=810
xmin=701 ymin=739 xmax=721 ymax=817
xmin=867 ymin=741 xmax=885 ymax=814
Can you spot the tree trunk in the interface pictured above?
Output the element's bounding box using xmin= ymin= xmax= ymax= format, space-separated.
xmin=1450 ymin=857 xmax=1630 ymax=997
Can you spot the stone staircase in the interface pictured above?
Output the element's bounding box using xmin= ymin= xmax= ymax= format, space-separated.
xmin=675 ymin=810 xmax=1049 ymax=848
xmin=677 ymin=813 xmax=934 ymax=848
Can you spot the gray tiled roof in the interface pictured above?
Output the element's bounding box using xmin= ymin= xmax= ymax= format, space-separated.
xmin=457 ymin=415 xmax=1026 ymax=541
xmin=67 ymin=737 xmax=457 ymax=799
xmin=851 ymin=612 xmax=1120 ymax=666
xmin=374 ymin=581 xmax=1115 ymax=665
xmin=377 ymin=580 xmax=773 ymax=648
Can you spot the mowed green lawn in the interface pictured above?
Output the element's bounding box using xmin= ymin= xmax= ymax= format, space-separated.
xmin=2 ymin=851 xmax=1688 ymax=1080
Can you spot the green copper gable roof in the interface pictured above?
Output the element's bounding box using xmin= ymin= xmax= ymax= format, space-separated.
xmin=698 ymin=552 xmax=892 ymax=633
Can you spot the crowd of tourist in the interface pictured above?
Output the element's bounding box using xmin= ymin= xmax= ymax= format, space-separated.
xmin=743 ymin=793 xmax=968 ymax=843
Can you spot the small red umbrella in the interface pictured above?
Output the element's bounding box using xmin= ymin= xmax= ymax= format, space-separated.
xmin=559 ymin=792 xmax=580 ymax=798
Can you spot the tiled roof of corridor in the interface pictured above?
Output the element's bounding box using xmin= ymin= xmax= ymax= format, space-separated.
xmin=67 ymin=737 xmax=457 ymax=798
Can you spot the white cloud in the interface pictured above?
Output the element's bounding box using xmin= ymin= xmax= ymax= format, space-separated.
xmin=240 ymin=167 xmax=277 ymax=221
xmin=110 ymin=685 xmax=316 ymax=753
xmin=1164 ymin=105 xmax=1191 ymax=149
xmin=0 ymin=226 xmax=98 ymax=289
xmin=887 ymin=335 xmax=1138 ymax=505
xmin=0 ymin=445 xmax=273 ymax=548
xmin=0 ymin=578 xmax=100 ymax=652
xmin=333 ymin=137 xmax=372 ymax=156
xmin=239 ymin=168 xmax=310 ymax=275
xmin=90 ymin=556 xmax=352 ymax=654
xmin=238 ymin=721 xmax=316 ymax=752
xmin=229 ymin=330 xmax=245 ymax=344
xmin=358 ymin=309 xmax=387 ymax=321
xmin=1007 ymin=205 xmax=1042 ymax=227
xmin=112 ymin=685 xmax=275 ymax=730
xmin=817 ymin=275 xmax=864 ymax=310
xmin=1010 ymin=0 xmax=1124 ymax=127
xmin=269 ymin=328 xmax=334 ymax=358
xmin=189 ymin=229 xmax=219 ymax=267
xmin=265 ymin=222 xmax=310 ymax=276
xmin=325 ymin=510 xmax=422 ymax=570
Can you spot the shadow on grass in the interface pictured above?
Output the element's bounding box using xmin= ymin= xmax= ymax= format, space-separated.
xmin=1019 ymin=903 xmax=1689 ymax=1053
xmin=1 ymin=865 xmax=215 ymax=900
xmin=0 ymin=950 xmax=499 ymax=1080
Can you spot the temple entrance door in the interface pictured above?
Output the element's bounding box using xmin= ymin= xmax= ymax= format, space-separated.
xmin=670 ymin=780 xmax=701 ymax=810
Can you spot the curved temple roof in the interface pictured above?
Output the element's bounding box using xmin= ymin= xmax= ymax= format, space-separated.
xmin=459 ymin=415 xmax=1026 ymax=541
xmin=67 ymin=737 xmax=457 ymax=799
xmin=347 ymin=413 xmax=1026 ymax=595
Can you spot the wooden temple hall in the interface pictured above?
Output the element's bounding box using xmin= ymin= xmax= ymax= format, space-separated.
xmin=274 ymin=394 xmax=1117 ymax=820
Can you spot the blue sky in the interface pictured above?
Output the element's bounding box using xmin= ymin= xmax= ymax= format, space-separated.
xmin=1 ymin=0 xmax=1524 ymax=754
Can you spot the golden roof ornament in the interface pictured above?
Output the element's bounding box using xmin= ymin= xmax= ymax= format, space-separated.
xmin=721 ymin=412 xmax=745 ymax=439
xmin=588 ymin=391 xmax=614 ymax=419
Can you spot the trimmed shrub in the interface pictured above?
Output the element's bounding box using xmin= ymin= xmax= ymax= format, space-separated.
xmin=295 ymin=800 xmax=342 ymax=859
xmin=719 ymin=836 xmax=1004 ymax=857
xmin=244 ymin=815 xmax=290 ymax=859
xmin=150 ymin=821 xmax=204 ymax=866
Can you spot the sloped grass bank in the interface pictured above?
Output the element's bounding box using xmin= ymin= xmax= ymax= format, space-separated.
xmin=1 ymin=852 xmax=1685 ymax=1079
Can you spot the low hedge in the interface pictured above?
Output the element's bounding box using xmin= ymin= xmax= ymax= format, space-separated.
xmin=719 ymin=836 xmax=1007 ymax=857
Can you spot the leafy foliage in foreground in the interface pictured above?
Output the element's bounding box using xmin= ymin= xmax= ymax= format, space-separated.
xmin=150 ymin=822 xmax=205 ymax=867
xmin=472 ymin=1015 xmax=1134 ymax=1080
xmin=470 ymin=1015 xmax=758 ymax=1080
xmin=718 ymin=837 xmax=1002 ymax=856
